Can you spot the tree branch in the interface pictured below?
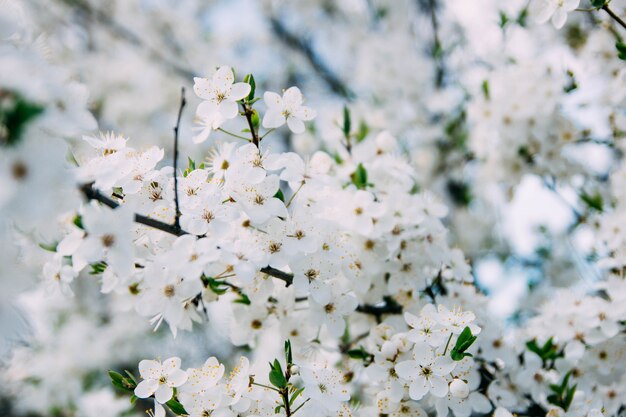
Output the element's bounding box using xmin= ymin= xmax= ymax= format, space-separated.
xmin=603 ymin=4 xmax=626 ymax=31
xmin=269 ymin=17 xmax=353 ymax=99
xmin=172 ymin=87 xmax=186 ymax=228
xmin=79 ymin=184 xmax=404 ymax=318
xmin=57 ymin=0 xmax=196 ymax=80
xmin=241 ymin=103 xmax=260 ymax=147
xmin=79 ymin=183 xmax=186 ymax=236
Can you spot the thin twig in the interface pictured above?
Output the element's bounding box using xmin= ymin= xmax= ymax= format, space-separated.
xmin=79 ymin=183 xmax=186 ymax=236
xmin=173 ymin=87 xmax=186 ymax=229
xmin=603 ymin=4 xmax=626 ymax=31
xmin=241 ymin=103 xmax=260 ymax=147
xmin=269 ymin=17 xmax=353 ymax=99
xmin=218 ymin=128 xmax=251 ymax=141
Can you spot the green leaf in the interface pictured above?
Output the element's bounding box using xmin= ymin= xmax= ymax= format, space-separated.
xmin=73 ymin=215 xmax=84 ymax=230
xmin=244 ymin=74 xmax=256 ymax=101
xmin=108 ymin=370 xmax=136 ymax=392
xmin=274 ymin=189 xmax=285 ymax=202
xmin=481 ymin=80 xmax=490 ymax=100
xmin=342 ymin=106 xmax=351 ymax=138
xmin=289 ymin=387 xmax=305 ymax=406
xmin=165 ymin=398 xmax=188 ymax=415
xmin=0 ymin=93 xmax=44 ymax=146
xmin=124 ymin=370 xmax=138 ymax=384
xmin=203 ymin=276 xmax=229 ymax=295
xmin=347 ymin=346 xmax=371 ymax=360
xmin=269 ymin=359 xmax=287 ymax=389
xmin=581 ymin=191 xmax=603 ymax=212
xmin=130 ymin=394 xmax=137 ymax=405
xmin=284 ymin=340 xmax=293 ymax=365
xmin=39 ymin=241 xmax=59 ymax=252
xmin=517 ymin=7 xmax=528 ymax=27
xmin=591 ymin=0 xmax=607 ymax=8
xmin=450 ymin=327 xmax=478 ymax=361
xmin=499 ymin=11 xmax=509 ymax=29
xmin=90 ymin=261 xmax=108 ymax=275
xmin=356 ymin=120 xmax=369 ymax=143
xmin=234 ymin=292 xmax=251 ymax=305
xmin=351 ymin=163 xmax=368 ymax=190
xmin=251 ymin=110 xmax=260 ymax=130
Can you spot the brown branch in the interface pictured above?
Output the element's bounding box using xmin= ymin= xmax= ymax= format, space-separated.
xmin=79 ymin=183 xmax=186 ymax=236
xmin=241 ymin=103 xmax=260 ymax=147
xmin=79 ymin=184 xmax=406 ymax=318
xmin=172 ymin=87 xmax=186 ymax=228
xmin=80 ymin=183 xmax=294 ymax=284
xmin=269 ymin=17 xmax=353 ymax=99
xmin=603 ymin=4 xmax=626 ymax=31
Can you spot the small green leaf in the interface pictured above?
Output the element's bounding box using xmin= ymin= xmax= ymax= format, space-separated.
xmin=347 ymin=346 xmax=371 ymax=360
xmin=269 ymin=359 xmax=287 ymax=388
xmin=289 ymin=387 xmax=305 ymax=406
xmin=274 ymin=189 xmax=285 ymax=202
xmin=73 ymin=215 xmax=84 ymax=230
xmin=356 ymin=120 xmax=369 ymax=143
xmin=342 ymin=106 xmax=351 ymax=138
xmin=251 ymin=110 xmax=260 ymax=130
xmin=165 ymin=398 xmax=188 ymax=415
xmin=234 ymin=292 xmax=251 ymax=305
xmin=481 ymin=80 xmax=490 ymax=100
xmin=351 ymin=163 xmax=368 ymax=190
xmin=284 ymin=340 xmax=293 ymax=365
xmin=90 ymin=261 xmax=108 ymax=275
xmin=581 ymin=191 xmax=603 ymax=212
xmin=0 ymin=93 xmax=44 ymax=146
xmin=450 ymin=327 xmax=478 ymax=361
xmin=108 ymin=370 xmax=136 ymax=392
xmin=244 ymin=74 xmax=256 ymax=101
xmin=39 ymin=241 xmax=59 ymax=252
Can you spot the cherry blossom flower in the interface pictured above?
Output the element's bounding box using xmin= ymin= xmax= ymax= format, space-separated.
xmin=134 ymin=357 xmax=188 ymax=404
xmin=194 ymin=66 xmax=250 ymax=119
xmin=262 ymin=87 xmax=316 ymax=134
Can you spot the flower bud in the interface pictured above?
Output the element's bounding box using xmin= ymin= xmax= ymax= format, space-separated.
xmin=449 ymin=378 xmax=469 ymax=398
xmin=290 ymin=364 xmax=300 ymax=375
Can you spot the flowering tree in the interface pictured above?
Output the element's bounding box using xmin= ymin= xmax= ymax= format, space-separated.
xmin=1 ymin=1 xmax=626 ymax=417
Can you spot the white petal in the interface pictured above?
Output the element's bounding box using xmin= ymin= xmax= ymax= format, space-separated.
xmin=162 ymin=357 xmax=182 ymax=371
xmin=409 ymin=378 xmax=429 ymax=400
xmin=193 ymin=127 xmax=212 ymax=144
xmin=155 ymin=384 xmax=173 ymax=404
xmin=263 ymin=109 xmax=285 ymax=129
xmin=230 ymin=82 xmax=251 ymax=101
xmin=429 ymin=375 xmax=449 ymax=397
xmin=395 ymin=360 xmax=418 ymax=380
xmin=167 ymin=369 xmax=188 ymax=387
xmin=551 ymin=7 xmax=568 ymax=29
xmin=263 ymin=91 xmax=283 ymax=108
xmin=139 ymin=360 xmax=162 ymax=379
xmin=413 ymin=342 xmax=435 ymax=365
xmin=193 ymin=77 xmax=214 ymax=100
xmin=325 ymin=313 xmax=346 ymax=337
xmin=282 ymin=86 xmax=303 ymax=108
xmin=219 ymin=101 xmax=239 ymax=120
xmin=293 ymin=106 xmax=316 ymax=121
xmin=287 ymin=116 xmax=305 ymax=134
xmin=154 ymin=401 xmax=166 ymax=417
xmin=213 ymin=66 xmax=234 ymax=90
xmin=135 ymin=379 xmax=158 ymax=398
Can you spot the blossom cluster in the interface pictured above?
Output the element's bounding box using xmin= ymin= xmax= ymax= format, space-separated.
xmin=2 ymin=1 xmax=626 ymax=417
